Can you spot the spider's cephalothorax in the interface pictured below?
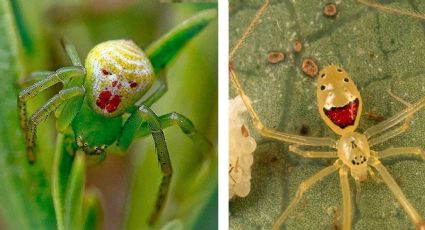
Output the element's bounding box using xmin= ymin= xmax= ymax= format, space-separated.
xmin=85 ymin=40 xmax=155 ymax=117
xmin=337 ymin=132 xmax=370 ymax=181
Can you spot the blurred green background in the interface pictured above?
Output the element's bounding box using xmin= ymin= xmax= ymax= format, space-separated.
xmin=0 ymin=0 xmax=217 ymax=229
xmin=230 ymin=0 xmax=425 ymax=229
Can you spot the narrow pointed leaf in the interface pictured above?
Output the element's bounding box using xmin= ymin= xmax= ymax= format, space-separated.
xmin=146 ymin=9 xmax=217 ymax=74
xmin=64 ymin=150 xmax=86 ymax=230
xmin=0 ymin=1 xmax=55 ymax=229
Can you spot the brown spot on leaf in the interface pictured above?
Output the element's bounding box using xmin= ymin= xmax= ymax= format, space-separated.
xmin=293 ymin=40 xmax=302 ymax=53
xmin=324 ymin=3 xmax=337 ymax=17
xmin=267 ymin=51 xmax=285 ymax=64
xmin=302 ymin=58 xmax=319 ymax=77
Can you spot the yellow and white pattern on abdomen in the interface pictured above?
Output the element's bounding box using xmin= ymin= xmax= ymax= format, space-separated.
xmin=85 ymin=39 xmax=154 ymax=117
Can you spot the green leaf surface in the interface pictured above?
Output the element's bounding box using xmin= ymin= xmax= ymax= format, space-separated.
xmin=146 ymin=8 xmax=217 ymax=74
xmin=0 ymin=1 xmax=55 ymax=229
xmin=82 ymin=188 xmax=103 ymax=230
xmin=53 ymin=134 xmax=76 ymax=230
xmin=230 ymin=0 xmax=425 ymax=229
xmin=64 ymin=150 xmax=86 ymax=230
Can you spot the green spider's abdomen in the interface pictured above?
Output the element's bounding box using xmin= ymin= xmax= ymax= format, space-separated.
xmin=85 ymin=39 xmax=155 ymax=117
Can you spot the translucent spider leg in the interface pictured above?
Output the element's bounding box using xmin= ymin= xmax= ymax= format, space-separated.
xmin=376 ymin=147 xmax=425 ymax=161
xmin=289 ymin=145 xmax=338 ymax=158
xmin=368 ymin=91 xmax=414 ymax=146
xmin=339 ymin=166 xmax=352 ymax=230
xmin=230 ymin=68 xmax=336 ymax=148
xmin=368 ymin=157 xmax=425 ymax=229
xmin=271 ymin=160 xmax=343 ymax=230
xmin=119 ymin=105 xmax=173 ymax=225
xmin=364 ymin=96 xmax=425 ymax=139
xmin=25 ymin=87 xmax=85 ymax=162
xmin=357 ymin=0 xmax=425 ymax=20
xmin=229 ymin=0 xmax=269 ymax=62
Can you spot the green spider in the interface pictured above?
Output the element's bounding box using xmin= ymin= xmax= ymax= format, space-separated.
xmin=18 ymin=9 xmax=216 ymax=225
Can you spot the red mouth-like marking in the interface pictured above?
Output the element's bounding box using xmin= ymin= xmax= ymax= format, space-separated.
xmin=324 ymin=98 xmax=359 ymax=128
xmin=96 ymin=90 xmax=121 ymax=113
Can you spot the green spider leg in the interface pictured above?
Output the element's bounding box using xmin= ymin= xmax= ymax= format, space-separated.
xmin=141 ymin=76 xmax=168 ymax=107
xmin=17 ymin=38 xmax=82 ymax=88
xmin=118 ymin=105 xmax=173 ymax=224
xmin=128 ymin=73 xmax=169 ymax=114
xmin=118 ymin=105 xmax=212 ymax=224
xmin=136 ymin=112 xmax=212 ymax=155
xmin=18 ymin=40 xmax=85 ymax=163
xmin=17 ymin=71 xmax=54 ymax=87
xmin=20 ymin=85 xmax=85 ymax=163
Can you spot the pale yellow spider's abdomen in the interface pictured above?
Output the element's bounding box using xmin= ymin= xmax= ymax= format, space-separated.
xmin=85 ymin=39 xmax=154 ymax=117
xmin=316 ymin=65 xmax=363 ymax=135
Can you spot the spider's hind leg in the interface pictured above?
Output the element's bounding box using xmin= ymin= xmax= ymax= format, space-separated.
xmin=118 ymin=105 xmax=213 ymax=225
xmin=368 ymin=156 xmax=425 ymax=229
xmin=119 ymin=105 xmax=173 ymax=225
xmin=271 ymin=160 xmax=342 ymax=230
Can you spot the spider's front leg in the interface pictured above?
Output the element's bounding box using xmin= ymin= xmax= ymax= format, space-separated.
xmin=18 ymin=68 xmax=85 ymax=162
xmin=364 ymin=95 xmax=425 ymax=144
xmin=229 ymin=67 xmax=336 ymax=148
xmin=288 ymin=145 xmax=337 ymax=158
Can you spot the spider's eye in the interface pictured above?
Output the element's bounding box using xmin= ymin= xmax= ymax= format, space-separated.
xmin=344 ymin=78 xmax=349 ymax=82
xmin=337 ymin=68 xmax=343 ymax=72
xmin=320 ymin=85 xmax=326 ymax=90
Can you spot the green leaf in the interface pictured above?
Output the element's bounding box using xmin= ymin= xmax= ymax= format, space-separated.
xmin=82 ymin=189 xmax=103 ymax=230
xmin=146 ymin=9 xmax=217 ymax=74
xmin=64 ymin=150 xmax=86 ymax=230
xmin=52 ymin=134 xmax=76 ymax=230
xmin=0 ymin=1 xmax=55 ymax=229
xmin=160 ymin=219 xmax=184 ymax=230
xmin=230 ymin=0 xmax=425 ymax=229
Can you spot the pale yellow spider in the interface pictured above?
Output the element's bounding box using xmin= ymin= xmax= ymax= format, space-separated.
xmin=230 ymin=0 xmax=425 ymax=229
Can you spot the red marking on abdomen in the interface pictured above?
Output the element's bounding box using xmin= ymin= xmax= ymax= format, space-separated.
xmin=324 ymin=98 xmax=359 ymax=128
xmin=102 ymin=69 xmax=110 ymax=76
xmin=106 ymin=95 xmax=121 ymax=113
xmin=96 ymin=90 xmax=121 ymax=113
xmin=130 ymin=82 xmax=138 ymax=88
xmin=96 ymin=90 xmax=112 ymax=109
